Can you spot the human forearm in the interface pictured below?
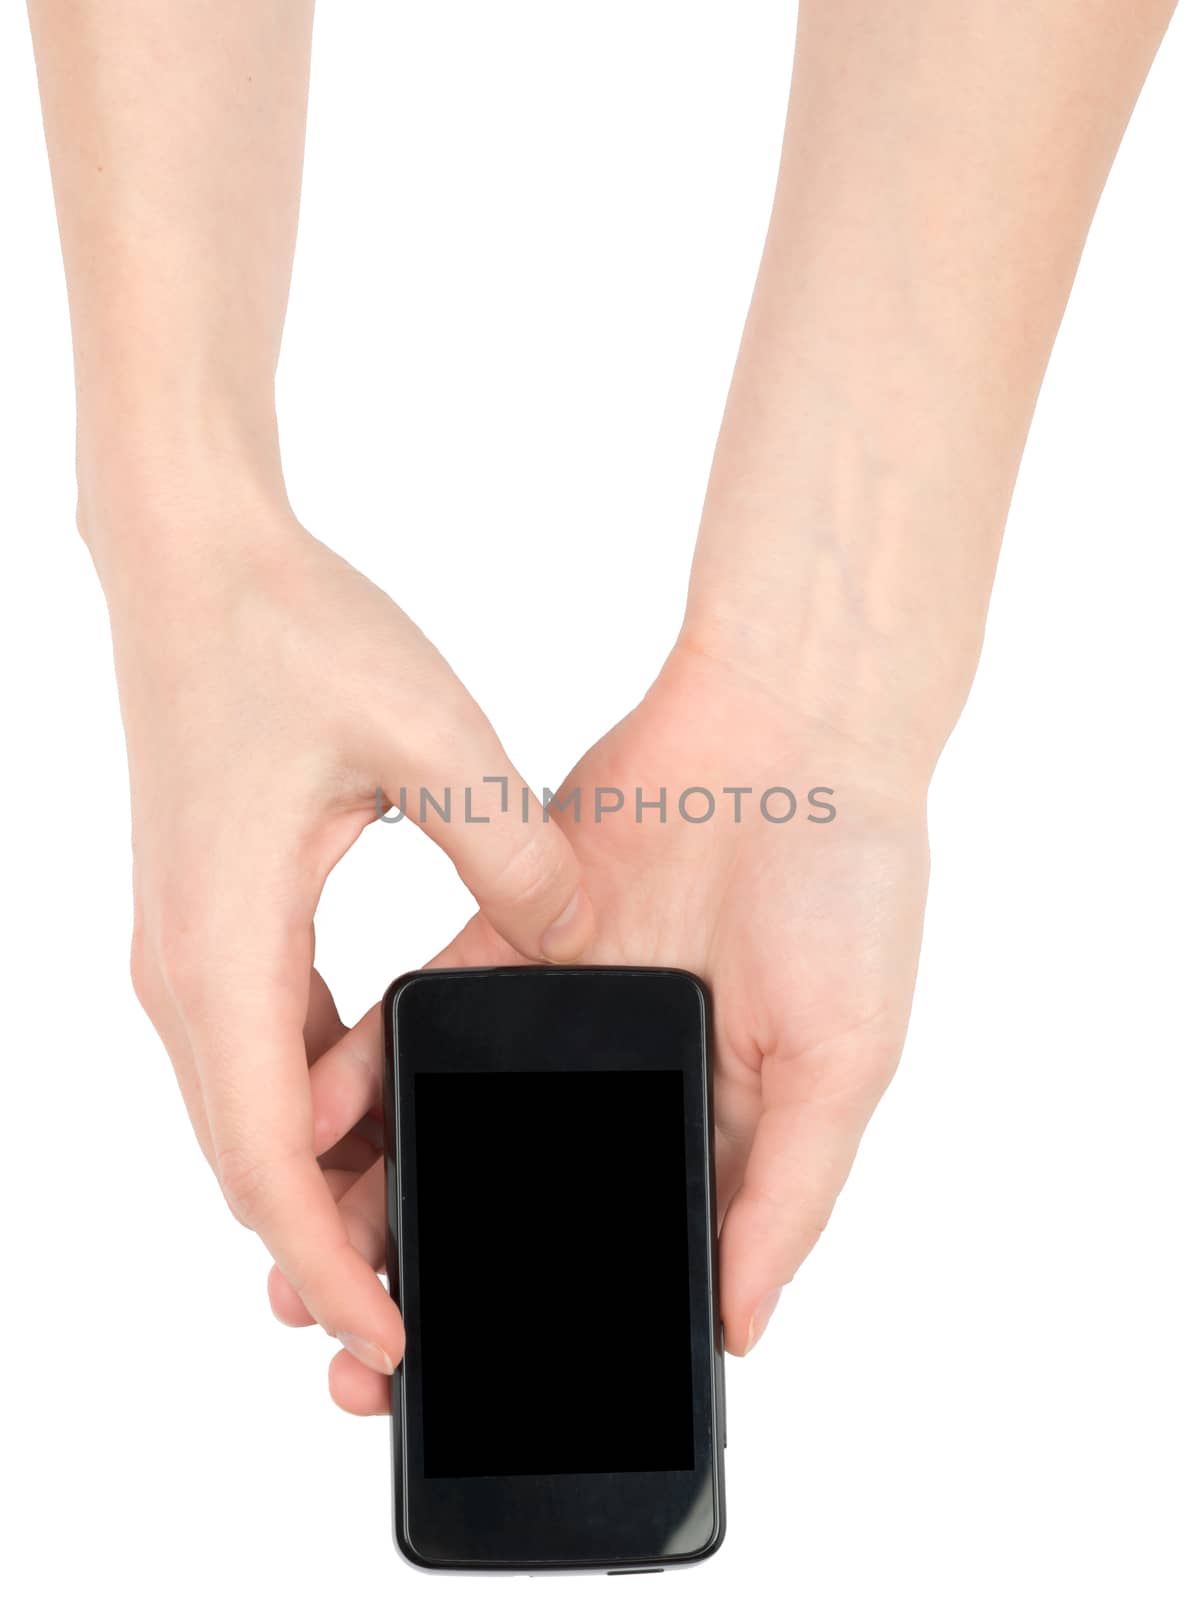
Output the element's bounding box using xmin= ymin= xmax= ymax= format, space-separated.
xmin=27 ymin=0 xmax=314 ymax=551
xmin=26 ymin=1 xmax=597 ymax=1376
xmin=683 ymin=0 xmax=1177 ymax=773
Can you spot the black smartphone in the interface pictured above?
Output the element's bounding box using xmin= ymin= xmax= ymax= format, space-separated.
xmin=382 ymin=965 xmax=726 ymax=1574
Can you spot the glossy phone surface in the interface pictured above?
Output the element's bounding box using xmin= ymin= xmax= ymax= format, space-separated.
xmin=382 ymin=966 xmax=725 ymax=1573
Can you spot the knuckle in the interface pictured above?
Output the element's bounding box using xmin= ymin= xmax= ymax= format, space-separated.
xmin=389 ymin=686 xmax=488 ymax=789
xmin=155 ymin=920 xmax=218 ymax=1016
xmin=214 ymin=1144 xmax=275 ymax=1229
xmin=487 ymin=831 xmax=567 ymax=919
xmin=799 ymin=1199 xmax=834 ymax=1253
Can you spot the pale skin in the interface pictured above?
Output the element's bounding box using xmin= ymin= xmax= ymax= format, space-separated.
xmin=28 ymin=0 xmax=1178 ymax=1412
xmin=28 ymin=0 xmax=595 ymax=1378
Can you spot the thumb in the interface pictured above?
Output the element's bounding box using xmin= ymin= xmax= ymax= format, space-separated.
xmin=719 ymin=1064 xmax=876 ymax=1356
xmin=390 ymin=732 xmax=594 ymax=964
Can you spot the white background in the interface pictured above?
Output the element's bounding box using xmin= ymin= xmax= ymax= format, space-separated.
xmin=2 ymin=4 xmax=1201 ymax=1596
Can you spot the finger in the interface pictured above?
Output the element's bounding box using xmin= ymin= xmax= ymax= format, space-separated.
xmin=329 ymin=1347 xmax=391 ymax=1416
xmin=310 ymin=1004 xmax=384 ymax=1156
xmin=131 ymin=935 xmax=217 ymax=1164
xmin=267 ymin=1159 xmax=388 ymax=1327
xmin=719 ymin=1060 xmax=880 ymax=1357
xmin=334 ymin=1159 xmax=388 ymax=1270
xmin=267 ymin=1164 xmax=358 ymax=1322
xmin=405 ymin=746 xmax=595 ymax=964
xmin=319 ymin=1122 xmax=381 ymax=1175
xmin=211 ymin=1135 xmax=401 ymax=1370
xmin=304 ymin=966 xmax=345 ymax=1061
xmin=712 ymin=1058 xmax=764 ymax=1226
xmin=188 ymin=970 xmax=403 ymax=1372
xmin=268 ymin=1265 xmax=316 ymax=1327
xmin=427 ymin=911 xmax=519 ymax=970
xmin=164 ymin=1046 xmax=215 ymax=1167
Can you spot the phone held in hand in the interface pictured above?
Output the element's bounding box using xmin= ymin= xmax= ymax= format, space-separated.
xmin=382 ymin=965 xmax=726 ymax=1574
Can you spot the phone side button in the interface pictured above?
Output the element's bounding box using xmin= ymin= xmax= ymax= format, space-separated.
xmin=717 ymin=1327 xmax=727 ymax=1449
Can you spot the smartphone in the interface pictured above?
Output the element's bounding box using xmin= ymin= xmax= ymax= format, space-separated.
xmin=382 ymin=965 xmax=726 ymax=1574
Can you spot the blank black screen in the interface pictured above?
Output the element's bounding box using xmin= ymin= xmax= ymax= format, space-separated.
xmin=414 ymin=1069 xmax=694 ymax=1478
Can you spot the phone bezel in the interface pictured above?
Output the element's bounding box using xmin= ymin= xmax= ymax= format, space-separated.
xmin=382 ymin=965 xmax=725 ymax=1573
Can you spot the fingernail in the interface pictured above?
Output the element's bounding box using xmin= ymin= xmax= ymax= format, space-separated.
xmin=335 ymin=1331 xmax=396 ymax=1376
xmin=540 ymin=887 xmax=591 ymax=963
xmin=746 ymin=1287 xmax=781 ymax=1354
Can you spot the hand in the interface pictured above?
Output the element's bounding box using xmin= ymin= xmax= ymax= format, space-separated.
xmin=272 ymin=639 xmax=929 ymax=1411
xmin=102 ymin=502 xmax=594 ymax=1374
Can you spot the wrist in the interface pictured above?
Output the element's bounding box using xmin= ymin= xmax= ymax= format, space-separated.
xmin=76 ymin=409 xmax=299 ymax=596
xmin=679 ymin=572 xmax=982 ymax=784
xmin=80 ymin=468 xmax=306 ymax=619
